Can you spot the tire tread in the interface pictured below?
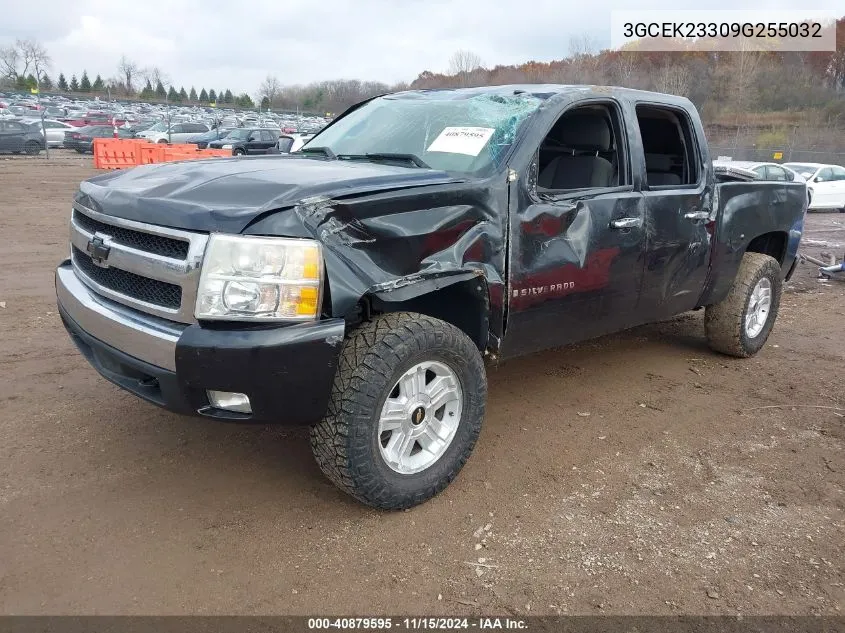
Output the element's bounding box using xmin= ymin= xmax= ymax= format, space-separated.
xmin=310 ymin=312 xmax=486 ymax=510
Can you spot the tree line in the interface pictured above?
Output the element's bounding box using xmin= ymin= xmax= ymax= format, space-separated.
xmin=0 ymin=44 xmax=254 ymax=108
xmin=254 ymin=22 xmax=844 ymax=125
xmin=3 ymin=20 xmax=843 ymax=124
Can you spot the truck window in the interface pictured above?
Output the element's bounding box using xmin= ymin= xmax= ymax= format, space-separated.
xmin=635 ymin=105 xmax=699 ymax=188
xmin=536 ymin=103 xmax=626 ymax=191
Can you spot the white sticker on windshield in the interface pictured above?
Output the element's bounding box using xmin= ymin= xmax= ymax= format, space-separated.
xmin=427 ymin=126 xmax=495 ymax=156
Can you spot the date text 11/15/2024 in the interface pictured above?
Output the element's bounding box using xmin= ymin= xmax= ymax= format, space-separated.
xmin=307 ymin=617 xmax=528 ymax=629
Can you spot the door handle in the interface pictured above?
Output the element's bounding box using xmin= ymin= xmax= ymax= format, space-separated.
xmin=684 ymin=210 xmax=710 ymax=221
xmin=610 ymin=217 xmax=642 ymax=229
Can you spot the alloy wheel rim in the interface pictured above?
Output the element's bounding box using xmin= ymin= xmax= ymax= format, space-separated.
xmin=745 ymin=277 xmax=772 ymax=338
xmin=377 ymin=360 xmax=463 ymax=475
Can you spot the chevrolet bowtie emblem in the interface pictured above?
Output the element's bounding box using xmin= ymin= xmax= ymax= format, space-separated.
xmin=86 ymin=234 xmax=111 ymax=267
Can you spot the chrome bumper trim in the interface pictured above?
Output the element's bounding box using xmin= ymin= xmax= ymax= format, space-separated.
xmin=57 ymin=264 xmax=185 ymax=371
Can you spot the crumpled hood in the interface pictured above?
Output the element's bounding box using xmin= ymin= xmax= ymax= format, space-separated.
xmin=76 ymin=155 xmax=463 ymax=233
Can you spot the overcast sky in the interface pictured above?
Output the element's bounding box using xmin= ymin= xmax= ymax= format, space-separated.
xmin=0 ymin=0 xmax=841 ymax=96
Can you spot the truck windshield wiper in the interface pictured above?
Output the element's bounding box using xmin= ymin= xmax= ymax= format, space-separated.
xmin=337 ymin=153 xmax=430 ymax=168
xmin=299 ymin=146 xmax=336 ymax=159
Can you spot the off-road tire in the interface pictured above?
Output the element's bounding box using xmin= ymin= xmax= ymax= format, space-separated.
xmin=310 ymin=312 xmax=487 ymax=510
xmin=705 ymin=252 xmax=782 ymax=357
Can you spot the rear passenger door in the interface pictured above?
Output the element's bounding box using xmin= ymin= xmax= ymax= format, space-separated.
xmin=634 ymin=104 xmax=713 ymax=320
xmin=245 ymin=130 xmax=263 ymax=154
xmin=502 ymin=99 xmax=647 ymax=357
xmin=260 ymin=129 xmax=277 ymax=153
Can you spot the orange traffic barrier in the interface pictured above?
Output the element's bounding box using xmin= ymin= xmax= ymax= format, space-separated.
xmin=93 ymin=139 xmax=233 ymax=169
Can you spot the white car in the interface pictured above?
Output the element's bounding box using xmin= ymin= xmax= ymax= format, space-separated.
xmin=277 ymin=133 xmax=314 ymax=154
xmin=21 ymin=118 xmax=75 ymax=147
xmin=712 ymin=160 xmax=803 ymax=182
xmin=136 ymin=121 xmax=210 ymax=144
xmin=784 ymin=163 xmax=845 ymax=211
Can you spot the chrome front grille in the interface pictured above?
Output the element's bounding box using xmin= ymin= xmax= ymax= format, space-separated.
xmin=70 ymin=204 xmax=208 ymax=324
xmin=72 ymin=210 xmax=190 ymax=259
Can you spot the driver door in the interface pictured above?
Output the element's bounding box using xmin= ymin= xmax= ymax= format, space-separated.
xmin=502 ymin=99 xmax=647 ymax=357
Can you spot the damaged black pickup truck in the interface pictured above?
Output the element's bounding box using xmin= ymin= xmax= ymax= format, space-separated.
xmin=56 ymin=85 xmax=807 ymax=509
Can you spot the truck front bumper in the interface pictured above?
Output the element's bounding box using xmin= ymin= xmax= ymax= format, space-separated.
xmin=56 ymin=261 xmax=345 ymax=424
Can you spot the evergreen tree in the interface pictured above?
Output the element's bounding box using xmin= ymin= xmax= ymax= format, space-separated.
xmin=235 ymin=93 xmax=254 ymax=109
xmin=69 ymin=74 xmax=79 ymax=91
xmin=79 ymin=71 xmax=92 ymax=92
xmin=199 ymin=88 xmax=208 ymax=103
xmin=189 ymin=86 xmax=198 ymax=102
xmin=223 ymin=89 xmax=233 ymax=104
xmin=179 ymin=87 xmax=188 ymax=101
xmin=40 ymin=74 xmax=53 ymax=91
xmin=167 ymin=86 xmax=179 ymax=101
xmin=260 ymin=96 xmax=270 ymax=111
xmin=208 ymin=89 xmax=217 ymax=103
xmin=155 ymin=81 xmax=166 ymax=99
xmin=25 ymin=74 xmax=37 ymax=90
xmin=57 ymin=73 xmax=69 ymax=92
xmin=92 ymin=74 xmax=105 ymax=92
xmin=139 ymin=79 xmax=154 ymax=101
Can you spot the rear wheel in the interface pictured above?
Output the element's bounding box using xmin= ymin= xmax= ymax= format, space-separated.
xmin=24 ymin=141 xmax=41 ymax=155
xmin=705 ymin=252 xmax=782 ymax=357
xmin=310 ymin=312 xmax=487 ymax=510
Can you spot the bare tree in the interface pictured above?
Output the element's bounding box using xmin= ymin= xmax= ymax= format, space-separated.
xmin=448 ymin=50 xmax=483 ymax=86
xmin=258 ymin=75 xmax=281 ymax=107
xmin=18 ymin=39 xmax=50 ymax=84
xmin=117 ymin=55 xmax=139 ymax=95
xmin=0 ymin=44 xmax=20 ymax=82
xmin=140 ymin=66 xmax=169 ymax=89
xmin=568 ymin=34 xmax=599 ymax=58
xmin=654 ymin=64 xmax=692 ymax=97
xmin=613 ymin=51 xmax=637 ymax=85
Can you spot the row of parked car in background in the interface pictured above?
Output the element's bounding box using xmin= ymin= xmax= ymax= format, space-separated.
xmin=2 ymin=90 xmax=844 ymax=211
xmin=713 ymin=159 xmax=845 ymax=212
xmin=0 ymin=90 xmax=327 ymax=156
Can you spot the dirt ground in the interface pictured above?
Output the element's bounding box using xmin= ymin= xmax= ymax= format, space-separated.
xmin=0 ymin=153 xmax=842 ymax=616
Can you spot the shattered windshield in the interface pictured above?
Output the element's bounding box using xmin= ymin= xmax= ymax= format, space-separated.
xmin=303 ymin=93 xmax=543 ymax=175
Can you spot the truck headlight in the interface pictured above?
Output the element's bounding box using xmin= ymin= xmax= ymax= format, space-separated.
xmin=195 ymin=234 xmax=322 ymax=321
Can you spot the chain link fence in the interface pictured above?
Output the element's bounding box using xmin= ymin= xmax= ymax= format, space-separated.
xmin=706 ymin=123 xmax=845 ymax=166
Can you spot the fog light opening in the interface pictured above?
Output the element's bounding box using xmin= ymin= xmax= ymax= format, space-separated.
xmin=207 ymin=390 xmax=252 ymax=413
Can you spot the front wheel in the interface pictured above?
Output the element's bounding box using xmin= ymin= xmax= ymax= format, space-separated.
xmin=233 ymin=148 xmax=245 ymax=156
xmin=705 ymin=252 xmax=782 ymax=357
xmin=310 ymin=312 xmax=487 ymax=509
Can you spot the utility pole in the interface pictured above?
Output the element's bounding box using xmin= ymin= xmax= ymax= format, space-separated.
xmin=165 ymin=87 xmax=172 ymax=144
